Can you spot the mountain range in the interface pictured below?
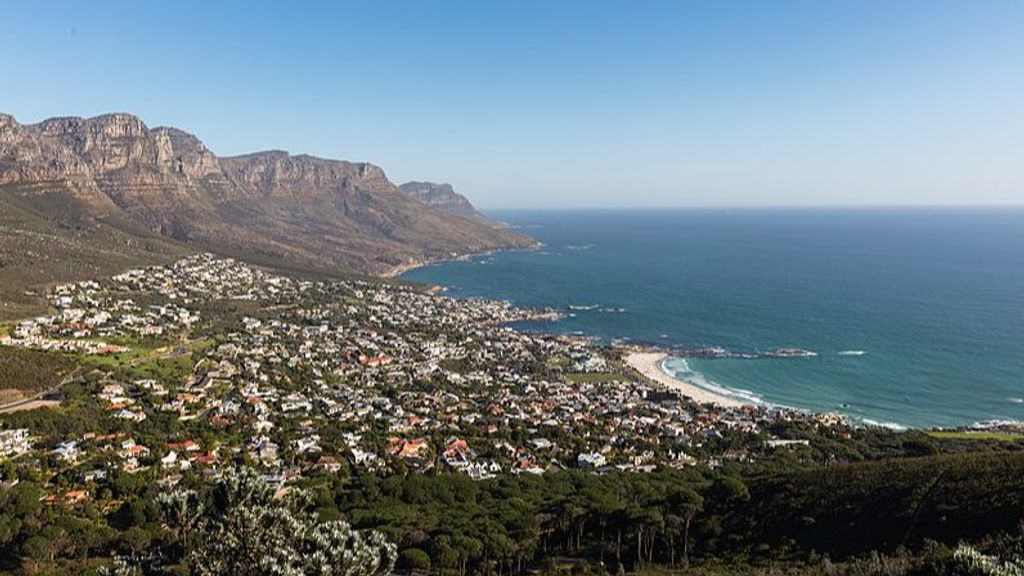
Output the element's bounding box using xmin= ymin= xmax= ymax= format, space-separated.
xmin=0 ymin=112 xmax=533 ymax=316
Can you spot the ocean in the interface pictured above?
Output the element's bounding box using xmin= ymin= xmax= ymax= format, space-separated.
xmin=401 ymin=209 xmax=1024 ymax=429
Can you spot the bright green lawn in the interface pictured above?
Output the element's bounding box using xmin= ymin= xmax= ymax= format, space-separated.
xmin=928 ymin=430 xmax=1024 ymax=442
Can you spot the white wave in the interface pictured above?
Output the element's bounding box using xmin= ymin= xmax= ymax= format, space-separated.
xmin=837 ymin=350 xmax=866 ymax=356
xmin=565 ymin=243 xmax=596 ymax=251
xmin=974 ymin=418 xmax=1024 ymax=428
xmin=660 ymin=357 xmax=764 ymax=404
xmin=768 ymin=349 xmax=817 ymax=358
xmin=1010 ymin=398 xmax=1024 ymax=404
xmin=567 ymin=304 xmax=599 ymax=311
xmin=861 ymin=418 xmax=908 ymax=431
xmin=600 ymin=307 xmax=627 ymax=313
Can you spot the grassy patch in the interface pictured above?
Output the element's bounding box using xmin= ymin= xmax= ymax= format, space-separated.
xmin=546 ymin=356 xmax=570 ymax=368
xmin=131 ymin=352 xmax=196 ymax=383
xmin=0 ymin=346 xmax=75 ymax=391
xmin=78 ymin=337 xmax=208 ymax=380
xmin=927 ymin=430 xmax=1024 ymax=442
xmin=78 ymin=345 xmax=156 ymax=368
xmin=439 ymin=357 xmax=472 ymax=373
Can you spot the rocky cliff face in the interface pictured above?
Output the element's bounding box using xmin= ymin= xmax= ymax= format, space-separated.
xmin=0 ymin=112 xmax=535 ymax=276
xmin=399 ymin=181 xmax=491 ymax=224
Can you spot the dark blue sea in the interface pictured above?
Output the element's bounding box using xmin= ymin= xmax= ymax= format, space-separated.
xmin=402 ymin=209 xmax=1024 ymax=428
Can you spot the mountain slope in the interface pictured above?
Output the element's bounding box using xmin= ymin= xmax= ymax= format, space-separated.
xmin=0 ymin=188 xmax=189 ymax=320
xmin=399 ymin=181 xmax=492 ymax=225
xmin=0 ymin=112 xmax=535 ymax=286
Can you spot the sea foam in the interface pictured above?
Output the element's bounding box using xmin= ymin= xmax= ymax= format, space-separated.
xmin=861 ymin=418 xmax=908 ymax=431
xmin=661 ymin=357 xmax=764 ymax=404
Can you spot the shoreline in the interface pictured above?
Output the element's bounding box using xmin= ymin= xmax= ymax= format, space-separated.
xmin=380 ymin=243 xmax=545 ymax=280
xmin=381 ymin=259 xmax=429 ymax=278
xmin=623 ymin=350 xmax=746 ymax=408
xmin=384 ymin=247 xmax=747 ymax=410
xmin=375 ymin=245 xmax=1016 ymax=430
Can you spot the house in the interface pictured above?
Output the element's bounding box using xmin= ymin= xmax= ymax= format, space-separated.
xmin=444 ymin=437 xmax=473 ymax=463
xmin=161 ymin=451 xmax=179 ymax=467
xmin=0 ymin=429 xmax=31 ymax=458
xmin=667 ymin=450 xmax=697 ymax=467
xmin=64 ymin=490 xmax=90 ymax=505
xmin=115 ymin=409 xmax=147 ymax=422
xmin=530 ymin=438 xmax=554 ymax=451
xmin=167 ymin=440 xmax=201 ymax=452
xmin=766 ymin=439 xmax=811 ymax=449
xmin=53 ymin=441 xmax=80 ymax=462
xmin=194 ymin=452 xmax=219 ymax=465
xmin=84 ymin=469 xmax=108 ymax=482
xmin=363 ymin=356 xmax=392 ymax=367
xmin=350 ymin=448 xmax=379 ymax=466
xmin=466 ymin=461 xmax=502 ymax=480
xmin=389 ymin=437 xmax=429 ymax=460
xmin=295 ymin=436 xmax=321 ymax=454
xmin=577 ymin=452 xmax=607 ymax=468
xmin=315 ymin=455 xmax=342 ymax=473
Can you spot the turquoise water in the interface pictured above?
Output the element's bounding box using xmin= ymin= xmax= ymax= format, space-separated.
xmin=402 ymin=209 xmax=1024 ymax=428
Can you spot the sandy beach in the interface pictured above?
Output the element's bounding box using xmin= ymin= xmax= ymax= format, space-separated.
xmin=623 ymin=351 xmax=745 ymax=408
xmin=382 ymin=260 xmax=428 ymax=278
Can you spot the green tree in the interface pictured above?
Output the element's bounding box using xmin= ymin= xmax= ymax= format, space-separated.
xmin=121 ymin=467 xmax=397 ymax=576
xmin=399 ymin=547 xmax=431 ymax=574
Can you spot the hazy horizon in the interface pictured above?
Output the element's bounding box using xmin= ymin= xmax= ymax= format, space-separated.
xmin=3 ymin=0 xmax=1021 ymax=209
xmin=482 ymin=204 xmax=1024 ymax=212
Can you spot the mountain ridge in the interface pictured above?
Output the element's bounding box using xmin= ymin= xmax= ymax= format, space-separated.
xmin=0 ymin=112 xmax=535 ymax=288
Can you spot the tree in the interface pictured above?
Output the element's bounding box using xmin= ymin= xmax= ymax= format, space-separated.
xmin=951 ymin=544 xmax=1024 ymax=576
xmin=118 ymin=467 xmax=397 ymax=576
xmin=665 ymin=486 xmax=702 ymax=567
xmin=399 ymin=548 xmax=431 ymax=574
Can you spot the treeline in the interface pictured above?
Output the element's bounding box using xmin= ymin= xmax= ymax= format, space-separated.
xmin=3 ymin=449 xmax=1024 ymax=574
xmin=721 ymin=450 xmax=1024 ymax=557
xmin=320 ymin=451 xmax=1024 ymax=574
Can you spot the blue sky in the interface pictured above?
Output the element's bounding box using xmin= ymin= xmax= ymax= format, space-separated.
xmin=2 ymin=1 xmax=1022 ymax=208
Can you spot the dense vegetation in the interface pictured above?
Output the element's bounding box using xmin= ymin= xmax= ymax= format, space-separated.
xmin=326 ymin=451 xmax=1024 ymax=573
xmin=0 ymin=347 xmax=74 ymax=393
xmin=3 ymin=445 xmax=1024 ymax=575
